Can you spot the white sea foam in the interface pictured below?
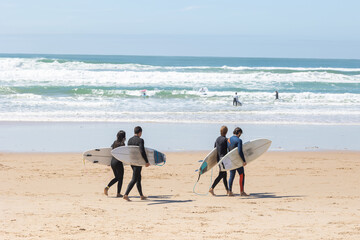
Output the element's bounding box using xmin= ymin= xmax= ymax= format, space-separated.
xmin=1 ymin=56 xmax=360 ymax=124
xmin=1 ymin=58 xmax=359 ymax=88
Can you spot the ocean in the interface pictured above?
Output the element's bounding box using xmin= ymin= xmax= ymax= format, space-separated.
xmin=0 ymin=54 xmax=360 ymax=125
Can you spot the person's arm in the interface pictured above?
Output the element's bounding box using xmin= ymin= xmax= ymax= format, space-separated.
xmin=139 ymin=138 xmax=149 ymax=164
xmin=238 ymin=139 xmax=246 ymax=163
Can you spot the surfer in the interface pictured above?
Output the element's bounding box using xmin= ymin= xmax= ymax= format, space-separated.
xmin=104 ymin=130 xmax=126 ymax=197
xmin=275 ymin=91 xmax=279 ymax=100
xmin=199 ymin=87 xmax=208 ymax=95
xmin=233 ymin=92 xmax=242 ymax=106
xmin=209 ymin=126 xmax=230 ymax=196
xmin=141 ymin=89 xmax=147 ymax=98
xmin=227 ymin=127 xmax=248 ymax=196
xmin=123 ymin=126 xmax=150 ymax=201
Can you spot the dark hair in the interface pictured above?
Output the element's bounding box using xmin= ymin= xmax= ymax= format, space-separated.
xmin=134 ymin=126 xmax=142 ymax=134
xmin=233 ymin=127 xmax=242 ymax=135
xmin=116 ymin=130 xmax=126 ymax=142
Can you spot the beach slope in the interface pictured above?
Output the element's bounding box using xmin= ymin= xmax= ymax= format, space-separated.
xmin=1 ymin=151 xmax=359 ymax=239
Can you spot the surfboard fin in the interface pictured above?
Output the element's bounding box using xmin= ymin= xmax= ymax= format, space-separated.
xmin=196 ymin=173 xmax=201 ymax=182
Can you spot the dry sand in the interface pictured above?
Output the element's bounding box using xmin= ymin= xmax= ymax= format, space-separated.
xmin=1 ymin=151 xmax=360 ymax=239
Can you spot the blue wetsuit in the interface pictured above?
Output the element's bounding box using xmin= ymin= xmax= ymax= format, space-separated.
xmin=227 ymin=136 xmax=246 ymax=192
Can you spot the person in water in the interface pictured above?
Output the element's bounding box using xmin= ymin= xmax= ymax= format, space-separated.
xmin=123 ymin=126 xmax=150 ymax=201
xmin=227 ymin=127 xmax=248 ymax=196
xmin=104 ymin=130 xmax=126 ymax=197
xmin=209 ymin=126 xmax=230 ymax=196
xmin=233 ymin=92 xmax=242 ymax=106
xmin=275 ymin=91 xmax=279 ymax=100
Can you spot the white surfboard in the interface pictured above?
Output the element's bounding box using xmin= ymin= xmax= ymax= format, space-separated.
xmin=219 ymin=139 xmax=271 ymax=171
xmin=197 ymin=148 xmax=218 ymax=176
xmin=83 ymin=148 xmax=113 ymax=166
xmin=111 ymin=146 xmax=166 ymax=166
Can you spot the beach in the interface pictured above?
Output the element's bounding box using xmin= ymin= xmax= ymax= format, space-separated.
xmin=1 ymin=54 xmax=359 ymax=239
xmin=1 ymin=151 xmax=359 ymax=239
xmin=1 ymin=0 xmax=360 ymax=238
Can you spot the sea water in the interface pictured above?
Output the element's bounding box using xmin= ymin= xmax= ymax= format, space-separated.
xmin=1 ymin=54 xmax=359 ymax=125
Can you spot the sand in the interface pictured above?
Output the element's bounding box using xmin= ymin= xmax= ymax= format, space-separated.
xmin=1 ymin=151 xmax=360 ymax=239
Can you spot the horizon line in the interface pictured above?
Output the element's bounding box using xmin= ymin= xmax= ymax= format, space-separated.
xmin=1 ymin=52 xmax=360 ymax=61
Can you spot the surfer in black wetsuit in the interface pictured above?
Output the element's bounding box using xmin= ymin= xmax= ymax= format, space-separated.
xmin=275 ymin=91 xmax=279 ymax=100
xmin=209 ymin=126 xmax=230 ymax=196
xmin=123 ymin=126 xmax=150 ymax=201
xmin=233 ymin=92 xmax=242 ymax=106
xmin=104 ymin=130 xmax=126 ymax=197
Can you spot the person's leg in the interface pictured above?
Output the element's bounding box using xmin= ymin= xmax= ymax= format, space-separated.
xmin=221 ymin=171 xmax=229 ymax=192
xmin=134 ymin=166 xmax=145 ymax=199
xmin=104 ymin=160 xmax=120 ymax=196
xmin=124 ymin=165 xmax=138 ymax=201
xmin=116 ymin=162 xmax=124 ymax=197
xmin=209 ymin=171 xmax=222 ymax=196
xmin=228 ymin=169 xmax=236 ymax=196
xmin=238 ymin=167 xmax=248 ymax=196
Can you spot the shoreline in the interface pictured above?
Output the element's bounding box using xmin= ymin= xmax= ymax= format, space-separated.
xmin=1 ymin=121 xmax=360 ymax=152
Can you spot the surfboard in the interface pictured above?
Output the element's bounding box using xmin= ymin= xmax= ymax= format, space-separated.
xmin=197 ymin=148 xmax=218 ymax=176
xmin=219 ymin=139 xmax=271 ymax=171
xmin=111 ymin=146 xmax=166 ymax=166
xmin=82 ymin=148 xmax=113 ymax=166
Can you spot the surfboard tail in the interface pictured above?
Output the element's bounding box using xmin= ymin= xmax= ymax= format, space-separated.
xmin=197 ymin=173 xmax=201 ymax=182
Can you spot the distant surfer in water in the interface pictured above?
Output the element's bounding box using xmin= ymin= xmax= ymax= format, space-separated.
xmin=123 ymin=126 xmax=150 ymax=201
xmin=275 ymin=91 xmax=279 ymax=100
xmin=141 ymin=89 xmax=147 ymax=98
xmin=104 ymin=130 xmax=126 ymax=197
xmin=209 ymin=126 xmax=230 ymax=196
xmin=233 ymin=92 xmax=242 ymax=106
xmin=199 ymin=87 xmax=208 ymax=95
xmin=227 ymin=127 xmax=248 ymax=196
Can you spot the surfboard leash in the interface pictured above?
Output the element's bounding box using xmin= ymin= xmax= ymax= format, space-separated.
xmin=192 ymin=168 xmax=213 ymax=196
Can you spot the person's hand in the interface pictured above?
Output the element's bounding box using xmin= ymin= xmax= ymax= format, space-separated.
xmin=243 ymin=162 xmax=247 ymax=166
xmin=145 ymin=163 xmax=150 ymax=167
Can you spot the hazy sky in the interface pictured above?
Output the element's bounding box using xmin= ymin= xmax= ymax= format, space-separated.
xmin=1 ymin=0 xmax=359 ymax=58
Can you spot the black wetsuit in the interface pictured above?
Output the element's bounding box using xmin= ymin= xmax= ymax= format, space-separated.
xmin=211 ymin=136 xmax=229 ymax=191
xmin=106 ymin=141 xmax=125 ymax=194
xmin=124 ymin=136 xmax=149 ymax=196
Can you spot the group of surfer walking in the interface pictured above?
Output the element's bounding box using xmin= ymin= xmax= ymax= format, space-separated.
xmin=104 ymin=126 xmax=149 ymax=201
xmin=210 ymin=125 xmax=248 ymax=197
xmin=104 ymin=125 xmax=248 ymax=200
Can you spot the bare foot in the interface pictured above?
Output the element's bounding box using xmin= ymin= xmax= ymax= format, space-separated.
xmin=116 ymin=193 xmax=123 ymax=198
xmin=228 ymin=191 xmax=234 ymax=196
xmin=209 ymin=188 xmax=216 ymax=196
xmin=140 ymin=196 xmax=147 ymax=200
xmin=104 ymin=187 xmax=109 ymax=196
xmin=240 ymin=191 xmax=249 ymax=196
xmin=123 ymin=195 xmax=131 ymax=201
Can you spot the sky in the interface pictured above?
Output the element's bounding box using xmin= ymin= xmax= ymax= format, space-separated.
xmin=0 ymin=0 xmax=360 ymax=58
